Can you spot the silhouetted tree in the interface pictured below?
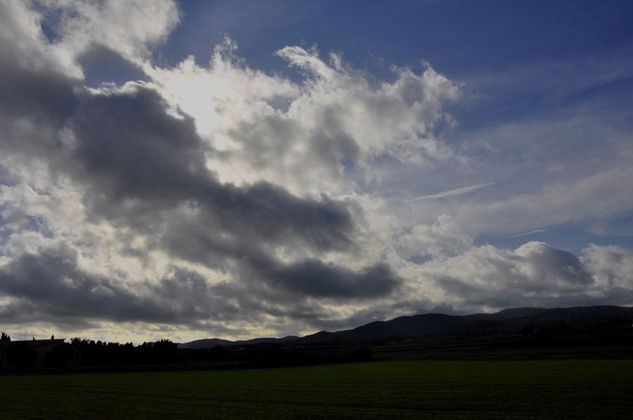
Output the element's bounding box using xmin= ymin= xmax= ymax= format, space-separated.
xmin=0 ymin=332 xmax=10 ymax=342
xmin=152 ymin=339 xmax=178 ymax=363
xmin=66 ymin=337 xmax=179 ymax=367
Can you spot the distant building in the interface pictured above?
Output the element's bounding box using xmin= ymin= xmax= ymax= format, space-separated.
xmin=0 ymin=337 xmax=66 ymax=369
xmin=0 ymin=340 xmax=9 ymax=369
xmin=10 ymin=337 xmax=65 ymax=349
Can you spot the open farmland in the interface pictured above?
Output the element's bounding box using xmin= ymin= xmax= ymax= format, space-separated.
xmin=1 ymin=360 xmax=632 ymax=419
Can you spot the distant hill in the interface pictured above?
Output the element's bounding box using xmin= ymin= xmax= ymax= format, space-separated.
xmin=179 ymin=338 xmax=233 ymax=349
xmin=180 ymin=306 xmax=633 ymax=352
xmin=300 ymin=305 xmax=633 ymax=346
xmin=179 ymin=336 xmax=299 ymax=349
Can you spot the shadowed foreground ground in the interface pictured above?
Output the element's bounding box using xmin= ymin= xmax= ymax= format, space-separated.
xmin=1 ymin=360 xmax=632 ymax=419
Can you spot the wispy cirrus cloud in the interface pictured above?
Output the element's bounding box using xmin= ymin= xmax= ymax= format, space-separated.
xmin=408 ymin=183 xmax=494 ymax=202
xmin=504 ymin=229 xmax=546 ymax=238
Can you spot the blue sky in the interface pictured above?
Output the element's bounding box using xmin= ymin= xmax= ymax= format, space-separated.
xmin=0 ymin=0 xmax=632 ymax=342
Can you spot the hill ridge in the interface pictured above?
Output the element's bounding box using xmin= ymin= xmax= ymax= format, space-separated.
xmin=180 ymin=305 xmax=633 ymax=349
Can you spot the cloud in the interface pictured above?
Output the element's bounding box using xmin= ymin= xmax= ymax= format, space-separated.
xmin=0 ymin=2 xmax=388 ymax=334
xmin=0 ymin=241 xmax=402 ymax=340
xmin=406 ymin=241 xmax=633 ymax=313
xmin=396 ymin=215 xmax=473 ymax=259
xmin=504 ymin=229 xmax=546 ymax=238
xmin=0 ymin=3 xmax=406 ymax=338
xmin=77 ymin=43 xmax=146 ymax=86
xmin=253 ymin=258 xmax=402 ymax=299
xmin=408 ymin=182 xmax=494 ymax=202
xmin=581 ymin=244 xmax=633 ymax=290
xmin=0 ymin=46 xmax=355 ymax=260
xmin=146 ymin=39 xmax=461 ymax=195
xmin=34 ymin=0 xmax=180 ymax=65
xmin=0 ymin=244 xmax=282 ymax=335
xmin=0 ymin=5 xmax=357 ymax=254
xmin=68 ymin=86 xmax=354 ymax=253
xmin=0 ymin=244 xmax=171 ymax=323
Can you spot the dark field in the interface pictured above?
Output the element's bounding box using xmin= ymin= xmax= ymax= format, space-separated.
xmin=1 ymin=360 xmax=632 ymax=419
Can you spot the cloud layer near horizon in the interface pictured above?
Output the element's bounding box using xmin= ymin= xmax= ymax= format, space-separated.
xmin=0 ymin=1 xmax=632 ymax=342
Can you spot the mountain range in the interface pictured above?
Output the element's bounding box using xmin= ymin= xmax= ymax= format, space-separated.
xmin=181 ymin=305 xmax=633 ymax=356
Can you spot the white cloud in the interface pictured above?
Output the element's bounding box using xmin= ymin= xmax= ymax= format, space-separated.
xmin=145 ymin=38 xmax=299 ymax=147
xmin=0 ymin=0 xmax=76 ymax=74
xmin=37 ymin=0 xmax=180 ymax=65
xmin=145 ymin=40 xmax=461 ymax=195
xmin=581 ymin=244 xmax=633 ymax=290
xmin=396 ymin=215 xmax=473 ymax=259
xmin=401 ymin=241 xmax=633 ymax=313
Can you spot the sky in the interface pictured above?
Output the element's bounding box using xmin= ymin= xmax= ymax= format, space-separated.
xmin=1 ymin=0 xmax=632 ymax=343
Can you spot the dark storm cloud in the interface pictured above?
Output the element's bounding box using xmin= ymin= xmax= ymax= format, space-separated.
xmin=0 ymin=59 xmax=77 ymax=126
xmin=0 ymin=57 xmax=79 ymax=163
xmin=269 ymin=260 xmax=401 ymax=299
xmin=0 ymin=244 xmax=399 ymax=329
xmin=0 ymin=245 xmax=168 ymax=322
xmin=70 ymin=87 xmax=209 ymax=201
xmin=78 ymin=43 xmax=147 ymax=86
xmin=162 ymin=219 xmax=400 ymax=300
xmin=162 ymin=216 xmax=399 ymax=299
xmin=0 ymin=11 xmax=76 ymax=130
xmin=0 ymin=245 xmax=246 ymax=325
xmin=0 ymin=300 xmax=99 ymax=330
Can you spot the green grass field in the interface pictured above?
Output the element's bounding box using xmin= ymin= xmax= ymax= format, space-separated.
xmin=1 ymin=360 xmax=632 ymax=419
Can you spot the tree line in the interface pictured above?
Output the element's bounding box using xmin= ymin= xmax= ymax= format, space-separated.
xmin=0 ymin=331 xmax=372 ymax=371
xmin=0 ymin=333 xmax=177 ymax=370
